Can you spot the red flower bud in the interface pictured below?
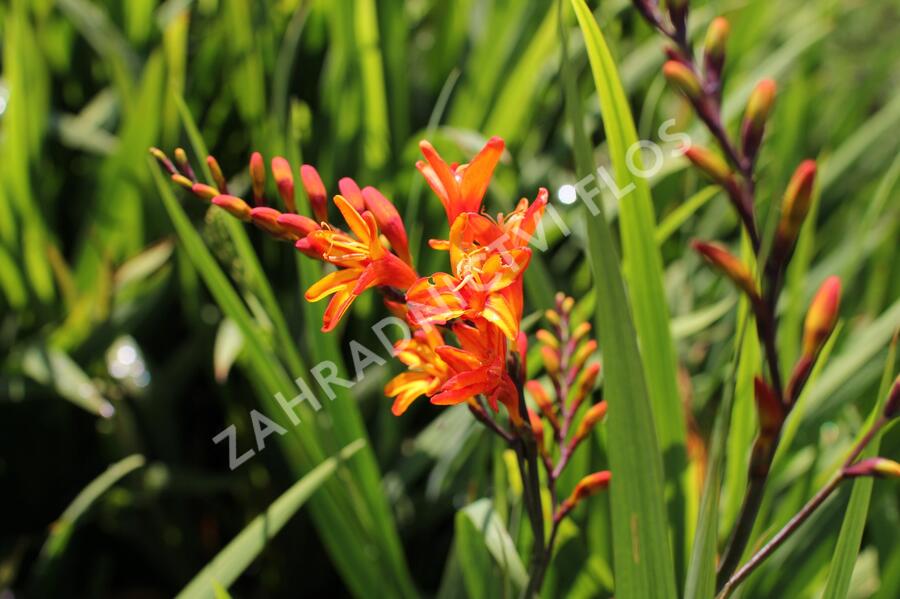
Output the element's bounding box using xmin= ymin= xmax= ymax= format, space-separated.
xmin=276 ymin=213 xmax=320 ymax=239
xmin=557 ymin=471 xmax=611 ymax=520
xmin=271 ymin=157 xmax=296 ymax=213
xmin=573 ymin=400 xmax=608 ymax=447
xmin=191 ymin=183 xmax=218 ymax=201
xmin=300 ymin=164 xmax=329 ymax=223
xmin=703 ymin=17 xmax=730 ymax=76
xmin=338 ymin=177 xmax=366 ymax=213
xmin=250 ymin=207 xmax=291 ymax=239
xmin=684 ymin=146 xmax=735 ymax=189
xmin=754 ymin=377 xmax=784 ymax=437
xmin=362 ymin=186 xmax=412 ymax=265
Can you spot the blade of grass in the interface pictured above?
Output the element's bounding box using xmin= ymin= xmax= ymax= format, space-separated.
xmin=563 ymin=2 xmax=678 ymax=597
xmin=569 ymin=0 xmax=687 ymax=583
xmin=176 ymin=440 xmax=365 ymax=599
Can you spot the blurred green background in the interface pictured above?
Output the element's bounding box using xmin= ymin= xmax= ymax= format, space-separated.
xmin=1 ymin=0 xmax=899 ymax=597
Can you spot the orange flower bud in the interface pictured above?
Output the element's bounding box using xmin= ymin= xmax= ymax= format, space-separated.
xmin=802 ymin=275 xmax=841 ymax=357
xmin=573 ymin=400 xmax=607 ymax=446
xmin=692 ymin=241 xmax=759 ymax=300
xmin=570 ymin=339 xmax=598 ymax=379
xmin=271 ymin=157 xmax=296 ymax=213
xmin=536 ymin=329 xmax=558 ymax=349
xmin=703 ymin=17 xmax=730 ymax=74
xmin=249 ymin=151 xmax=266 ymax=206
xmin=276 ymin=213 xmax=320 ymax=239
xmin=191 ymin=183 xmax=218 ymax=201
xmin=570 ymin=362 xmax=601 ymax=414
xmin=883 ymin=375 xmax=900 ymax=420
xmin=300 ymin=164 xmax=329 ymax=223
xmin=561 ymin=296 xmax=575 ymax=314
xmin=663 ymin=60 xmax=702 ymax=102
xmin=212 ymin=194 xmax=252 ymax=221
xmin=362 ymin=186 xmax=412 ymax=265
xmin=776 ymin=160 xmax=817 ymax=249
xmin=541 ymin=345 xmax=560 ymax=378
xmin=338 ymin=177 xmax=366 ymax=213
xmin=741 ymin=79 xmax=776 ymax=160
xmin=684 ymin=146 xmax=735 ymax=188
xmin=844 ymin=457 xmax=900 ymax=479
xmin=558 ymin=471 xmax=611 ymax=519
xmin=207 ymin=155 xmax=227 ymax=193
xmin=526 ymin=380 xmax=559 ymax=430
xmin=753 ymin=377 xmax=784 ymax=437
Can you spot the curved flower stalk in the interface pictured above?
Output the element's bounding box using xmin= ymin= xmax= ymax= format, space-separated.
xmin=632 ymin=0 xmax=897 ymax=593
xmin=152 ymin=136 xmax=609 ymax=596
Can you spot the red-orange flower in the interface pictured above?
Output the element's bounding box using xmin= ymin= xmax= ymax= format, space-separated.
xmin=416 ymin=136 xmax=505 ymax=224
xmin=385 ymin=326 xmax=452 ymax=416
xmin=302 ymin=195 xmax=418 ymax=331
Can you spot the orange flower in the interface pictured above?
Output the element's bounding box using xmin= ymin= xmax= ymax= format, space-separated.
xmin=302 ymin=195 xmax=418 ymax=331
xmin=384 ymin=319 xmax=522 ymax=423
xmin=385 ymin=326 xmax=452 ymax=416
xmin=416 ymin=136 xmax=505 ymax=223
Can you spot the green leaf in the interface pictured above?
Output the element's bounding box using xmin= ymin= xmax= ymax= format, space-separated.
xmin=455 ymin=498 xmax=528 ymax=597
xmin=32 ymin=454 xmax=145 ymax=585
xmin=568 ymin=0 xmax=689 ymax=575
xmin=20 ymin=344 xmax=115 ymax=418
xmin=821 ymin=336 xmax=897 ymax=599
xmin=564 ymin=2 xmax=678 ymax=597
xmin=176 ymin=441 xmax=365 ymax=599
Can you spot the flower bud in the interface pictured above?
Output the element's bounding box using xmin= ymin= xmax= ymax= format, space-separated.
xmin=558 ymin=471 xmax=611 ymax=520
xmin=802 ymin=276 xmax=841 ymax=357
xmin=684 ymin=146 xmax=735 ymax=188
xmin=150 ymin=147 xmax=177 ymax=175
xmin=191 ymin=183 xmax=218 ymax=201
xmin=212 ymin=194 xmax=252 ymax=221
xmin=703 ymin=17 xmax=730 ymax=76
xmin=541 ymin=345 xmax=560 ymax=378
xmin=362 ymin=186 xmax=412 ymax=265
xmin=663 ymin=60 xmax=702 ymax=102
xmin=570 ymin=362 xmax=601 ymax=415
xmin=276 ymin=213 xmax=320 ymax=239
xmin=544 ymin=309 xmax=560 ymax=327
xmin=250 ymin=207 xmax=292 ymax=239
xmin=526 ymin=380 xmax=559 ymax=430
xmin=271 ymin=157 xmax=296 ymax=213
xmin=844 ymin=457 xmax=900 ymax=479
xmin=207 ymin=155 xmax=227 ymax=193
xmin=571 ymin=322 xmax=591 ymax=344
xmin=741 ymin=79 xmax=776 ymax=160
xmin=249 ymin=152 xmax=266 ymax=206
xmin=300 ymin=164 xmax=329 ymax=223
xmin=174 ymin=147 xmax=196 ymax=181
xmin=561 ymin=296 xmax=575 ymax=315
xmin=536 ymin=329 xmax=558 ymax=349
xmin=776 ymin=160 xmax=817 ymax=250
xmin=338 ymin=177 xmax=366 ymax=213
xmin=883 ymin=375 xmax=900 ymax=420
xmin=569 ymin=339 xmax=598 ymax=380
xmin=171 ymin=173 xmax=193 ymax=189
xmin=573 ymin=400 xmax=608 ymax=446
xmin=691 ymin=241 xmax=759 ymax=300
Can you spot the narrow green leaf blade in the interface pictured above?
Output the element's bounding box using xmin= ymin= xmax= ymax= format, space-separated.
xmin=176 ymin=441 xmax=365 ymax=599
xmin=564 ymin=2 xmax=678 ymax=597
